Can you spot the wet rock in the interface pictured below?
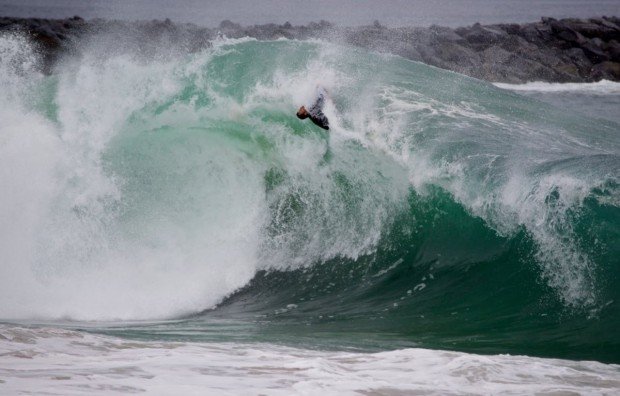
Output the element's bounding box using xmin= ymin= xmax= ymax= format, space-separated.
xmin=566 ymin=47 xmax=593 ymax=74
xmin=435 ymin=41 xmax=479 ymax=66
xmin=566 ymin=18 xmax=618 ymax=41
xmin=428 ymin=25 xmax=465 ymax=44
xmin=596 ymin=17 xmax=620 ymax=34
xmin=549 ymin=20 xmax=587 ymax=45
xmin=607 ymin=40 xmax=620 ymax=62
xmin=591 ymin=61 xmax=620 ymax=80
xmin=517 ymin=23 xmax=543 ymax=44
xmin=219 ymin=20 xmax=241 ymax=30
xmin=581 ymin=41 xmax=611 ymax=63
xmin=456 ymin=23 xmax=506 ymax=50
xmin=480 ymin=45 xmax=513 ymax=64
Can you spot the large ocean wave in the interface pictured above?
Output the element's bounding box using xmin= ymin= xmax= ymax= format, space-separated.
xmin=0 ymin=32 xmax=618 ymax=361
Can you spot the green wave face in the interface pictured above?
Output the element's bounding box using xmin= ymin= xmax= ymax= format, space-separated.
xmin=1 ymin=36 xmax=619 ymax=362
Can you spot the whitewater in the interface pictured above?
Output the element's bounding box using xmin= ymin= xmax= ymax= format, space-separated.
xmin=1 ymin=29 xmax=619 ymax=394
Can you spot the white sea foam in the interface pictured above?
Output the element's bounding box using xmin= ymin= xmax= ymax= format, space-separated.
xmin=494 ymin=80 xmax=620 ymax=94
xmin=0 ymin=325 xmax=618 ymax=395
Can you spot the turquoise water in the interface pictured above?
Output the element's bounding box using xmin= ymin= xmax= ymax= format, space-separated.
xmin=0 ymin=34 xmax=619 ymax=364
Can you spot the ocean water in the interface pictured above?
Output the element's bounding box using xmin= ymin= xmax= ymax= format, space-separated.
xmin=496 ymin=80 xmax=620 ymax=124
xmin=1 ymin=0 xmax=619 ymax=27
xmin=1 ymin=29 xmax=619 ymax=393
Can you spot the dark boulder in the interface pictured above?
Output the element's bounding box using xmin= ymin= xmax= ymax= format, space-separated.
xmin=516 ymin=23 xmax=543 ymax=44
xmin=607 ymin=40 xmax=620 ymax=62
xmin=429 ymin=25 xmax=465 ymax=44
xmin=591 ymin=61 xmax=620 ymax=80
xmin=549 ymin=20 xmax=586 ymax=45
xmin=566 ymin=18 xmax=619 ymax=41
xmin=456 ymin=23 xmax=507 ymax=50
xmin=566 ymin=47 xmax=593 ymax=73
xmin=219 ymin=20 xmax=241 ymax=30
xmin=595 ymin=17 xmax=620 ymax=33
xmin=480 ymin=45 xmax=514 ymax=64
xmin=435 ymin=41 xmax=479 ymax=66
xmin=581 ymin=40 xmax=611 ymax=63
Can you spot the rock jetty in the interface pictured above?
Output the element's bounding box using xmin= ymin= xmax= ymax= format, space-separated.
xmin=1 ymin=15 xmax=619 ymax=83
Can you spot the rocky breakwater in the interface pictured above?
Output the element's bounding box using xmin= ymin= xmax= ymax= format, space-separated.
xmin=1 ymin=15 xmax=619 ymax=83
xmin=333 ymin=17 xmax=620 ymax=83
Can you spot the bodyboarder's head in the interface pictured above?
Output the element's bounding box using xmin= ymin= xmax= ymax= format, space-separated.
xmin=296 ymin=106 xmax=309 ymax=119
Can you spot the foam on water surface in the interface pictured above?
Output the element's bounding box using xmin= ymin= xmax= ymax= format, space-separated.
xmin=1 ymin=325 xmax=619 ymax=395
xmin=495 ymin=80 xmax=620 ymax=94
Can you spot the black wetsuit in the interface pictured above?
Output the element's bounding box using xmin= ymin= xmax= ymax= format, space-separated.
xmin=307 ymin=90 xmax=329 ymax=130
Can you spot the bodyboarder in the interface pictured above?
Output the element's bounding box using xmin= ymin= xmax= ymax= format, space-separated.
xmin=296 ymin=86 xmax=330 ymax=130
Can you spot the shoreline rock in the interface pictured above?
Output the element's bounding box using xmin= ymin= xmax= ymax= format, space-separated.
xmin=1 ymin=15 xmax=619 ymax=83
